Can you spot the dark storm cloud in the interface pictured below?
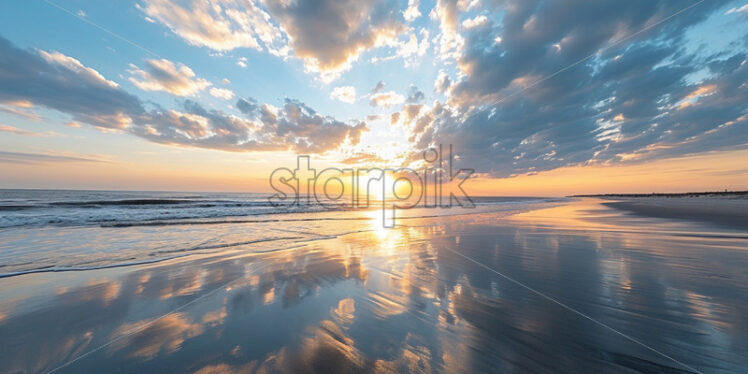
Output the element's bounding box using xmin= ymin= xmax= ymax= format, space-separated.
xmin=0 ymin=36 xmax=365 ymax=154
xmin=417 ymin=0 xmax=748 ymax=176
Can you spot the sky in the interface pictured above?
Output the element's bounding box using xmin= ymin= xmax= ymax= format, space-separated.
xmin=0 ymin=0 xmax=747 ymax=195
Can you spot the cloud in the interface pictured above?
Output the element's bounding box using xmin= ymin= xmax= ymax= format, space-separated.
xmin=406 ymin=85 xmax=425 ymax=103
xmin=390 ymin=103 xmax=424 ymax=127
xmin=371 ymin=81 xmax=386 ymax=94
xmin=133 ymin=98 xmax=368 ymax=153
xmin=5 ymin=1 xmax=747 ymax=178
xmin=236 ymin=57 xmax=247 ymax=68
xmin=0 ymin=151 xmax=100 ymax=164
xmin=140 ymin=0 xmax=407 ymax=81
xmin=233 ymin=98 xmax=368 ymax=153
xmin=434 ymin=70 xmax=451 ymax=94
xmin=725 ymin=4 xmax=748 ymax=14
xmin=370 ymin=91 xmax=405 ymax=108
xmin=209 ymin=87 xmax=235 ymax=100
xmin=330 ymin=86 xmax=357 ymax=104
xmin=461 ymin=15 xmax=488 ymax=30
xmin=0 ymin=36 xmax=366 ymax=155
xmin=409 ymin=1 xmax=747 ymax=177
xmin=137 ymin=0 xmax=286 ymax=53
xmin=0 ymin=124 xmax=44 ymax=137
xmin=0 ymin=101 xmax=41 ymax=121
xmin=3 ymin=100 xmax=33 ymax=108
xmin=0 ymin=37 xmax=144 ymax=129
xmin=404 ymin=0 xmax=421 ymax=22
xmin=374 ymin=28 xmax=429 ymax=67
xmin=128 ymin=59 xmax=211 ymax=96
xmin=263 ymin=0 xmax=406 ymax=80
xmin=431 ymin=0 xmax=466 ymax=61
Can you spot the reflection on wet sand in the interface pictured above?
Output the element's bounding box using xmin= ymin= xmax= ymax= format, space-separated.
xmin=0 ymin=199 xmax=747 ymax=373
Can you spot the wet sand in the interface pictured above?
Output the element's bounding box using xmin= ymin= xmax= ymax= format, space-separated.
xmin=1 ymin=198 xmax=747 ymax=373
xmin=601 ymin=196 xmax=748 ymax=230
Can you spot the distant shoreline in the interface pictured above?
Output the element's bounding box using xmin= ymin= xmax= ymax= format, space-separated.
xmin=574 ymin=192 xmax=748 ymax=230
xmin=570 ymin=191 xmax=748 ymax=198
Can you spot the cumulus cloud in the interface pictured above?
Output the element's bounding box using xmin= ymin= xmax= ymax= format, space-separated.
xmin=434 ymin=70 xmax=452 ymax=94
xmin=140 ymin=0 xmax=407 ymax=81
xmin=0 ymin=36 xmax=365 ymax=155
xmin=375 ymin=28 xmax=429 ymax=67
xmin=264 ymin=0 xmax=406 ymax=81
xmin=135 ymin=98 xmax=368 ymax=153
xmin=406 ymin=85 xmax=425 ymax=103
xmin=409 ymin=0 xmax=748 ymax=177
xmin=330 ymin=86 xmax=357 ymax=104
xmin=403 ymin=0 xmax=421 ymax=21
xmin=137 ymin=0 xmax=286 ymax=53
xmin=461 ymin=15 xmax=488 ymax=29
xmin=370 ymin=91 xmax=406 ymax=108
xmin=128 ymin=59 xmax=211 ymax=96
xmin=5 ymin=0 xmax=748 ymax=178
xmin=136 ymin=97 xmax=367 ymax=153
xmin=431 ymin=0 xmax=466 ymax=61
xmin=392 ymin=104 xmax=424 ymax=126
xmin=209 ymin=87 xmax=235 ymax=100
xmin=233 ymin=98 xmax=368 ymax=153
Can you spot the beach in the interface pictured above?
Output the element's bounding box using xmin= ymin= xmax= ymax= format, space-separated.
xmin=1 ymin=195 xmax=747 ymax=373
xmin=601 ymin=196 xmax=748 ymax=231
xmin=3 ymin=0 xmax=748 ymax=372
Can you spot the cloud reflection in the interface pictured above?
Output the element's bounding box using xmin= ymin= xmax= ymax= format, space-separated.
xmin=0 ymin=201 xmax=747 ymax=372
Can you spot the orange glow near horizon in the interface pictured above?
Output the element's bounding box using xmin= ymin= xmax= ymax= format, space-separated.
xmin=0 ymin=148 xmax=746 ymax=195
xmin=467 ymin=149 xmax=748 ymax=196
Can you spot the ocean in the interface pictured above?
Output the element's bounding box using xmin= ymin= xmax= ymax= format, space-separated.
xmin=0 ymin=189 xmax=560 ymax=277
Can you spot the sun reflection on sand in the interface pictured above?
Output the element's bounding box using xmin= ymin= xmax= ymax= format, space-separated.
xmin=1 ymin=200 xmax=747 ymax=373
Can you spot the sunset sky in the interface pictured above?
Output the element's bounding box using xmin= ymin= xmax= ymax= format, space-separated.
xmin=1 ymin=0 xmax=747 ymax=195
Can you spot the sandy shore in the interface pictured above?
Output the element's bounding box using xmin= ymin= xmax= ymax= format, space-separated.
xmin=1 ymin=199 xmax=747 ymax=373
xmin=601 ymin=196 xmax=748 ymax=230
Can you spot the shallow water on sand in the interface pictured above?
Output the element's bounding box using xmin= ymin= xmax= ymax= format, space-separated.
xmin=0 ymin=199 xmax=747 ymax=373
xmin=0 ymin=189 xmax=555 ymax=277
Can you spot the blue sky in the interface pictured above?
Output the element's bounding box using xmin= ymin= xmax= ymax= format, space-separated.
xmin=0 ymin=0 xmax=442 ymax=120
xmin=0 ymin=0 xmax=747 ymax=192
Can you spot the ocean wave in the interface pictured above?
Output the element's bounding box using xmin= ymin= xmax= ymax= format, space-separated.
xmin=0 ymin=200 xmax=562 ymax=229
xmin=0 ymin=190 xmax=564 ymax=230
xmin=0 ymin=194 xmax=565 ymax=279
xmin=49 ymin=198 xmax=197 ymax=206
